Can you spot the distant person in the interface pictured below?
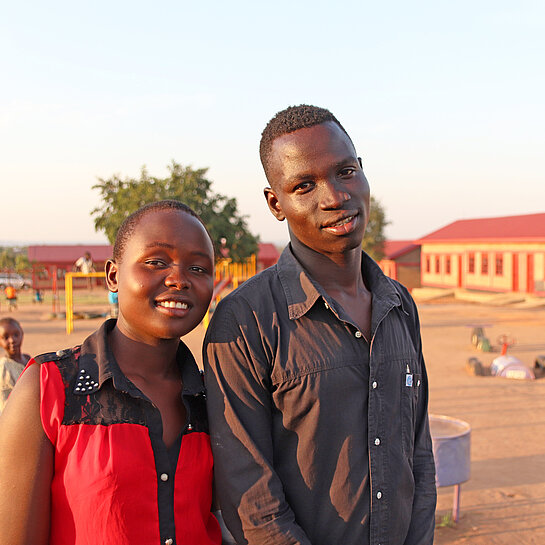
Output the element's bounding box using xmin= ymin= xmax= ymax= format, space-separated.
xmin=73 ymin=251 xmax=95 ymax=274
xmin=108 ymin=290 xmax=118 ymax=318
xmin=0 ymin=318 xmax=31 ymax=413
xmin=0 ymin=200 xmax=222 ymax=545
xmin=74 ymin=251 xmax=96 ymax=289
xmin=33 ymin=288 xmax=43 ymax=304
xmin=5 ymin=285 xmax=18 ymax=311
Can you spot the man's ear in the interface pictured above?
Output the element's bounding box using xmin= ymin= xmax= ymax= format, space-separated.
xmin=263 ymin=187 xmax=286 ymax=222
xmin=105 ymin=259 xmax=119 ymax=293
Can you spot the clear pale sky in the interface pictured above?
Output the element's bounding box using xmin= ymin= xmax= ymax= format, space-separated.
xmin=1 ymin=1 xmax=544 ymax=246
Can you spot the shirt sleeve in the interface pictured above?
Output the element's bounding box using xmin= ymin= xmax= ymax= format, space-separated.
xmin=403 ymin=299 xmax=437 ymax=545
xmin=204 ymin=297 xmax=312 ymax=545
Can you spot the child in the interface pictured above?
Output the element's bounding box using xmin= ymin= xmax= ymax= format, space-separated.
xmin=0 ymin=317 xmax=31 ymax=413
xmin=0 ymin=201 xmax=221 ymax=545
xmin=5 ymin=285 xmax=18 ymax=311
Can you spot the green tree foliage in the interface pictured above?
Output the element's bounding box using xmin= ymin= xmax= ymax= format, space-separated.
xmin=0 ymin=248 xmax=15 ymax=271
xmin=92 ymin=161 xmax=259 ymax=262
xmin=362 ymin=196 xmax=390 ymax=261
xmin=0 ymin=248 xmax=31 ymax=273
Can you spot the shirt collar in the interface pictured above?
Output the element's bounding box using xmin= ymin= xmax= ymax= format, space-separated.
xmin=73 ymin=319 xmax=203 ymax=397
xmin=276 ymin=244 xmax=404 ymax=321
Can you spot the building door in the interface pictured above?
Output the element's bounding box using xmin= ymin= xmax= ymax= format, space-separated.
xmin=458 ymin=255 xmax=463 ymax=287
xmin=527 ymin=254 xmax=534 ymax=294
xmin=512 ymin=254 xmax=519 ymax=292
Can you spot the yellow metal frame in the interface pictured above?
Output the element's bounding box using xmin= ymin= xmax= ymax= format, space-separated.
xmin=65 ymin=272 xmax=106 ymax=334
xmin=202 ymin=254 xmax=257 ymax=329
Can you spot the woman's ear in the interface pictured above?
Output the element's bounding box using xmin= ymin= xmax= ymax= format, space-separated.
xmin=105 ymin=259 xmax=119 ymax=293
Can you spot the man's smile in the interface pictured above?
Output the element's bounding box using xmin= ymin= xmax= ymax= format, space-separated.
xmin=321 ymin=212 xmax=359 ymax=235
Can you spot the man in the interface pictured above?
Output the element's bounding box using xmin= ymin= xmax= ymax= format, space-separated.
xmin=74 ymin=251 xmax=95 ymax=274
xmin=204 ymin=105 xmax=436 ymax=545
xmin=74 ymin=251 xmax=95 ymax=290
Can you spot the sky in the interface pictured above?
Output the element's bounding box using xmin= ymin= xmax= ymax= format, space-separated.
xmin=1 ymin=0 xmax=544 ymax=247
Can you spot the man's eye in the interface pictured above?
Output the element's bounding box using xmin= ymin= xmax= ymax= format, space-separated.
xmin=190 ymin=266 xmax=208 ymax=274
xmin=339 ymin=167 xmax=356 ymax=177
xmin=146 ymin=259 xmax=166 ymax=267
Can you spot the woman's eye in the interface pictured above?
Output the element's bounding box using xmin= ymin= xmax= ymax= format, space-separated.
xmin=294 ymin=181 xmax=313 ymax=192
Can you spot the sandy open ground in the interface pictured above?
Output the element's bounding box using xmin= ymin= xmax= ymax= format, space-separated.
xmin=3 ymin=294 xmax=545 ymax=544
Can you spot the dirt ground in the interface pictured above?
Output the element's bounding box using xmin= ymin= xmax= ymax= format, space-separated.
xmin=3 ymin=295 xmax=545 ymax=544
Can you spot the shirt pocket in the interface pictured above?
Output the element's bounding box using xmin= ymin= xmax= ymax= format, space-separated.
xmin=400 ymin=370 xmax=422 ymax=460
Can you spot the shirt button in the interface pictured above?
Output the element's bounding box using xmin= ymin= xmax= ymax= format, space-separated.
xmin=374 ymin=437 xmax=381 ymax=446
xmin=165 ymin=539 xmax=173 ymax=545
xmin=160 ymin=473 xmax=169 ymax=482
xmin=355 ymin=331 xmax=362 ymax=338
xmin=376 ymin=491 xmax=382 ymax=499
xmin=324 ymin=301 xmax=329 ymax=309
xmin=372 ymin=381 xmax=378 ymax=389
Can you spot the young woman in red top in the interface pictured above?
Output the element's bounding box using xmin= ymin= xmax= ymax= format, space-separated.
xmin=0 ymin=201 xmax=222 ymax=545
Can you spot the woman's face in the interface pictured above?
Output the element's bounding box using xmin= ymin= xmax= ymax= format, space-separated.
xmin=106 ymin=209 xmax=214 ymax=345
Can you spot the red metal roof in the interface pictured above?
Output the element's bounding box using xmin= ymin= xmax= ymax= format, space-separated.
xmin=258 ymin=243 xmax=280 ymax=262
xmin=416 ymin=213 xmax=545 ymax=243
xmin=28 ymin=245 xmax=113 ymax=264
xmin=382 ymin=240 xmax=418 ymax=260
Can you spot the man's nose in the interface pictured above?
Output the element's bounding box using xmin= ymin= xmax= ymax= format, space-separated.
xmin=320 ymin=180 xmax=350 ymax=209
xmin=165 ymin=266 xmax=191 ymax=289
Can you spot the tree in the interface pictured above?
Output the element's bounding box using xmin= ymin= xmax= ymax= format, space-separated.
xmin=362 ymin=196 xmax=390 ymax=261
xmin=92 ymin=161 xmax=259 ymax=262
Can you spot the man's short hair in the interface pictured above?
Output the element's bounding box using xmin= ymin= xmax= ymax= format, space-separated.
xmin=259 ymin=104 xmax=353 ymax=180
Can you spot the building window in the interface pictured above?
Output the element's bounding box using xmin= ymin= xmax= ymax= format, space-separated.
xmin=468 ymin=253 xmax=475 ymax=273
xmin=495 ymin=254 xmax=503 ymax=275
xmin=481 ymin=254 xmax=488 ymax=275
xmin=446 ymin=256 xmax=451 ymax=275
xmin=435 ymin=257 xmax=440 ymax=274
xmin=426 ymin=256 xmax=431 ymax=273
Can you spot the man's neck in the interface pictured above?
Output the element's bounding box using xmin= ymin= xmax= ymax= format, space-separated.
xmin=290 ymin=237 xmax=365 ymax=295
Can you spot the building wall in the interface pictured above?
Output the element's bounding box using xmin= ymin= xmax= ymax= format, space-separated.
xmin=379 ymin=247 xmax=421 ymax=291
xmin=420 ymin=242 xmax=545 ymax=295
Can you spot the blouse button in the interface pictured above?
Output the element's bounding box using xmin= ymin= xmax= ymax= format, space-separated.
xmin=160 ymin=473 xmax=169 ymax=482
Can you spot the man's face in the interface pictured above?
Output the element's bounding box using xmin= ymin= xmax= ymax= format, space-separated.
xmin=264 ymin=121 xmax=370 ymax=257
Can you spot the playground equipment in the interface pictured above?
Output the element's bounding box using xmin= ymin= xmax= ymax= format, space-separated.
xmin=65 ymin=272 xmax=106 ymax=334
xmin=202 ymin=255 xmax=256 ymax=329
xmin=430 ymin=414 xmax=471 ymax=523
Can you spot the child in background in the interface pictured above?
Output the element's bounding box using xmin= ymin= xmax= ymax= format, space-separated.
xmin=0 ymin=317 xmax=31 ymax=413
xmin=5 ymin=285 xmax=18 ymax=311
xmin=0 ymin=200 xmax=221 ymax=545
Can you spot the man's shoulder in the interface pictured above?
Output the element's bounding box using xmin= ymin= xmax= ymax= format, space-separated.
xmin=207 ymin=265 xmax=286 ymax=334
xmin=222 ymin=264 xmax=282 ymax=307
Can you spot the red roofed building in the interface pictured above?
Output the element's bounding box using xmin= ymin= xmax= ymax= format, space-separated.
xmin=416 ymin=213 xmax=545 ymax=295
xmin=27 ymin=244 xmax=112 ymax=289
xmin=378 ymin=241 xmax=421 ymax=291
xmin=257 ymin=243 xmax=280 ymax=271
